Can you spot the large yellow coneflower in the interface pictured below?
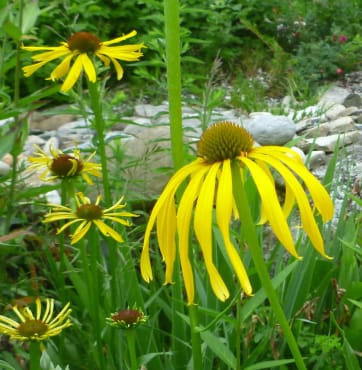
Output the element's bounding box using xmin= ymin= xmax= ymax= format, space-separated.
xmin=141 ymin=121 xmax=334 ymax=304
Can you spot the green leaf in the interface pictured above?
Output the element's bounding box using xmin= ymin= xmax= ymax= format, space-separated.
xmin=3 ymin=20 xmax=21 ymax=41
xmin=200 ymin=330 xmax=236 ymax=369
xmin=244 ymin=358 xmax=296 ymax=370
xmin=22 ymin=2 xmax=40 ymax=33
xmin=0 ymin=130 xmax=16 ymax=158
xmin=0 ymin=360 xmax=18 ymax=370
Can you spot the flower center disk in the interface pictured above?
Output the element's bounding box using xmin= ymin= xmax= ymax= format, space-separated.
xmin=67 ymin=32 xmax=100 ymax=53
xmin=50 ymin=155 xmax=83 ymax=177
xmin=197 ymin=121 xmax=254 ymax=163
xmin=76 ymin=204 xmax=103 ymax=220
xmin=18 ymin=319 xmax=48 ymax=338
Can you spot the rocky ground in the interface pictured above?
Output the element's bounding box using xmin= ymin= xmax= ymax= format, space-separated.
xmin=0 ymin=75 xmax=361 ymax=222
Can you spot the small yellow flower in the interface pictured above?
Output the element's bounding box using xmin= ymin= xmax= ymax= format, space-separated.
xmin=22 ymin=30 xmax=144 ymax=92
xmin=141 ymin=122 xmax=334 ymax=304
xmin=28 ymin=144 xmax=102 ymax=184
xmin=43 ymin=192 xmax=137 ymax=244
xmin=0 ymin=297 xmax=71 ymax=341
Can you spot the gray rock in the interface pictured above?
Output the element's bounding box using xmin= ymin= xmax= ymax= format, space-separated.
xmin=319 ymin=86 xmax=350 ymax=105
xmin=343 ymin=93 xmax=362 ymax=108
xmin=29 ymin=112 xmax=77 ymax=132
xmin=244 ymin=114 xmax=296 ymax=145
xmin=0 ymin=161 xmax=10 ymax=175
xmin=325 ymin=104 xmax=347 ymax=121
xmin=304 ymin=131 xmax=361 ymax=152
xmin=308 ymin=151 xmax=327 ymax=169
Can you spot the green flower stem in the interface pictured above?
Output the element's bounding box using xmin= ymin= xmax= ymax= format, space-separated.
xmin=6 ymin=0 xmax=25 ymax=231
xmin=188 ymin=304 xmax=203 ymax=370
xmin=236 ymin=296 xmax=242 ymax=370
xmin=87 ymin=80 xmax=111 ymax=206
xmin=164 ymin=1 xmax=189 ymax=367
xmin=164 ymin=0 xmax=185 ymax=172
xmin=231 ymin=161 xmax=306 ymax=370
xmin=29 ymin=340 xmax=41 ymax=370
xmin=79 ymin=233 xmax=105 ymax=369
xmin=125 ymin=329 xmax=138 ymax=370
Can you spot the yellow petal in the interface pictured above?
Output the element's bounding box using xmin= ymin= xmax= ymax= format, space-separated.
xmin=60 ymin=55 xmax=83 ymax=92
xmin=80 ymin=53 xmax=96 ymax=83
xmin=157 ymin=193 xmax=177 ymax=283
xmin=101 ymin=30 xmax=137 ymax=45
xmin=240 ymin=156 xmax=301 ymax=259
xmin=71 ymin=220 xmax=91 ymax=244
xmin=140 ymin=160 xmax=202 ymax=283
xmin=194 ymin=162 xmax=230 ymax=301
xmin=50 ymin=54 xmax=73 ymax=80
xmin=252 ymin=153 xmax=332 ymax=258
xmin=177 ymin=166 xmax=209 ymax=304
xmin=216 ymin=159 xmax=253 ymax=296
xmin=94 ymin=220 xmax=123 ymax=242
xmin=273 ymin=153 xmax=334 ymax=222
xmin=23 ymin=61 xmax=49 ymax=77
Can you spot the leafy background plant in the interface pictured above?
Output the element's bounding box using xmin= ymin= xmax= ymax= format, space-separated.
xmin=0 ymin=0 xmax=361 ymax=369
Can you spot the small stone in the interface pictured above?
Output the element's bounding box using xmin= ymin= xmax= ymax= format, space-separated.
xmin=134 ymin=104 xmax=168 ymax=117
xmin=308 ymin=151 xmax=327 ymax=169
xmin=343 ymin=93 xmax=362 ymax=108
xmin=304 ymin=131 xmax=361 ymax=152
xmin=244 ymin=114 xmax=296 ymax=145
xmin=319 ymin=86 xmax=350 ymax=105
xmin=0 ymin=161 xmax=10 ymax=175
xmin=325 ymin=104 xmax=347 ymax=121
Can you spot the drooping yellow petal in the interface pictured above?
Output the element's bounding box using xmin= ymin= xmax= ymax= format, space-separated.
xmin=271 ymin=152 xmax=334 ymax=222
xmin=61 ymin=55 xmax=83 ymax=92
xmin=216 ymin=159 xmax=253 ymax=296
xmin=94 ymin=220 xmax=123 ymax=242
xmin=194 ymin=162 xmax=230 ymax=301
xmin=157 ymin=193 xmax=177 ymax=284
xmin=252 ymin=153 xmax=332 ymax=258
xmin=80 ymin=53 xmax=96 ymax=82
xmin=177 ymin=166 xmax=210 ymax=304
xmin=50 ymin=54 xmax=74 ymax=80
xmin=240 ymin=156 xmax=301 ymax=259
xmin=140 ymin=160 xmax=202 ymax=283
xmin=71 ymin=220 xmax=91 ymax=244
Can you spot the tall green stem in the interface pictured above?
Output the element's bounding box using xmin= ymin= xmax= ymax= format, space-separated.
xmin=126 ymin=329 xmax=138 ymax=370
xmin=164 ymin=1 xmax=189 ymax=368
xmin=87 ymin=80 xmax=111 ymax=206
xmin=29 ymin=341 xmax=41 ymax=370
xmin=6 ymin=0 xmax=25 ymax=231
xmin=231 ymin=161 xmax=306 ymax=370
xmin=164 ymin=0 xmax=184 ymax=171
xmin=188 ymin=304 xmax=203 ymax=370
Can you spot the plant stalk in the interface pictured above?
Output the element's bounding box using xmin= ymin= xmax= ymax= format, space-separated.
xmin=231 ymin=161 xmax=306 ymax=370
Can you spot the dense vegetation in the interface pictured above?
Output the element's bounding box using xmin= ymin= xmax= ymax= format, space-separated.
xmin=0 ymin=1 xmax=361 ymax=369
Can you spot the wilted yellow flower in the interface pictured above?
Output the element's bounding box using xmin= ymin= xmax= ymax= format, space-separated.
xmin=43 ymin=192 xmax=137 ymax=244
xmin=141 ymin=122 xmax=334 ymax=304
xmin=0 ymin=297 xmax=71 ymax=341
xmin=27 ymin=144 xmax=102 ymax=185
xmin=22 ymin=30 xmax=144 ymax=92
